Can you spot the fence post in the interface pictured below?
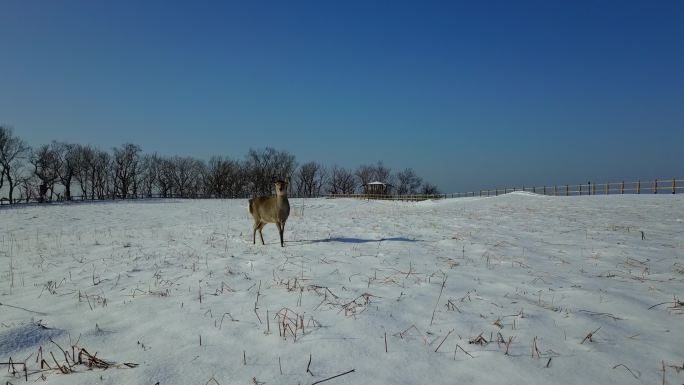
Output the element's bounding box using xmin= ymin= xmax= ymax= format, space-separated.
xmin=637 ymin=180 xmax=640 ymax=194
xmin=654 ymin=178 xmax=658 ymax=194
xmin=592 ymin=182 xmax=596 ymax=195
xmin=673 ymin=178 xmax=676 ymax=194
xmin=543 ymin=186 xmax=546 ymax=195
xmin=579 ymin=184 xmax=582 ymax=196
xmin=605 ymin=182 xmax=608 ymax=195
xmin=621 ymin=181 xmax=625 ymax=194
xmin=566 ymin=184 xmax=569 ymax=196
xmin=554 ymin=185 xmax=557 ymax=196
xmin=495 ymin=189 xmax=498 ymax=196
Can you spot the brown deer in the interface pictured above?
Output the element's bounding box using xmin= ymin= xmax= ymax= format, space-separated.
xmin=248 ymin=178 xmax=290 ymax=247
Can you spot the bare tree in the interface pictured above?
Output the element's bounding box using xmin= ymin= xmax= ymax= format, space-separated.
xmin=355 ymin=164 xmax=375 ymax=191
xmin=395 ymin=168 xmax=423 ymax=195
xmin=156 ymin=156 xmax=174 ymax=198
xmin=328 ymin=165 xmax=355 ymax=194
xmin=0 ymin=126 xmax=30 ymax=203
xmin=112 ymin=143 xmax=141 ymax=198
xmin=30 ymin=144 xmax=60 ymax=202
xmin=0 ymin=154 xmax=4 ymax=193
xmin=245 ymin=148 xmax=296 ymax=196
xmin=421 ymin=182 xmax=439 ymax=195
xmin=169 ymin=156 xmax=196 ymax=197
xmin=373 ymin=161 xmax=393 ymax=184
xmin=92 ymin=149 xmax=111 ymax=199
xmin=207 ymin=156 xmax=251 ymax=198
xmin=137 ymin=154 xmax=158 ymax=198
xmin=53 ymin=142 xmax=79 ymax=200
xmin=74 ymin=144 xmax=95 ymax=199
xmin=8 ymin=160 xmax=31 ymax=202
xmin=207 ymin=156 xmax=230 ymax=197
xmin=192 ymin=159 xmax=208 ymax=197
xmin=18 ymin=173 xmax=37 ymax=203
xmin=229 ymin=160 xmax=250 ymax=198
xmin=314 ymin=165 xmax=328 ymax=196
xmin=295 ymin=161 xmax=327 ymax=197
xmin=72 ymin=144 xmax=111 ymax=200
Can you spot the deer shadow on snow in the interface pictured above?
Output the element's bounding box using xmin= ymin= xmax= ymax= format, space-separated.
xmin=287 ymin=236 xmax=420 ymax=245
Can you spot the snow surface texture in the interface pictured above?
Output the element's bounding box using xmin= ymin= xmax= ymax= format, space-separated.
xmin=1 ymin=194 xmax=683 ymax=385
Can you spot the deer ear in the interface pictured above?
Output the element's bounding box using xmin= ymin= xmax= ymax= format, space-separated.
xmin=271 ymin=176 xmax=276 ymax=183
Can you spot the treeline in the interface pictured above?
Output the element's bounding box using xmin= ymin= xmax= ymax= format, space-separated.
xmin=0 ymin=126 xmax=438 ymax=204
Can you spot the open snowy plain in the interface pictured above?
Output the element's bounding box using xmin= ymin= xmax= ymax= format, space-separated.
xmin=1 ymin=193 xmax=683 ymax=385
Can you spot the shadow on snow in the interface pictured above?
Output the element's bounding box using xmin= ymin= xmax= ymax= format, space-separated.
xmin=287 ymin=236 xmax=419 ymax=244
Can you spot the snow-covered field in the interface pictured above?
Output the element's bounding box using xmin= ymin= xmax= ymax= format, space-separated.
xmin=1 ymin=193 xmax=683 ymax=385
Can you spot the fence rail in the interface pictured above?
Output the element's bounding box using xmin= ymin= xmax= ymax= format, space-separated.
xmin=445 ymin=178 xmax=684 ymax=198
xmin=0 ymin=193 xmax=250 ymax=206
xmin=329 ymin=178 xmax=684 ymax=200
xmin=326 ymin=194 xmax=447 ymax=201
xmin=2 ymin=178 xmax=682 ymax=206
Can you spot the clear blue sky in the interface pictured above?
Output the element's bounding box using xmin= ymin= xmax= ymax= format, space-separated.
xmin=1 ymin=1 xmax=682 ymax=193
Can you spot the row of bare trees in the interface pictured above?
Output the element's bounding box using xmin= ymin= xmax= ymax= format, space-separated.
xmin=0 ymin=126 xmax=439 ymax=204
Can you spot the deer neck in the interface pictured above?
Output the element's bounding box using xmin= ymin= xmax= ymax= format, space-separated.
xmin=275 ymin=193 xmax=288 ymax=205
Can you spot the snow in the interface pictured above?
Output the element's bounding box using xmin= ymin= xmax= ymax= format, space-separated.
xmin=1 ymin=194 xmax=683 ymax=384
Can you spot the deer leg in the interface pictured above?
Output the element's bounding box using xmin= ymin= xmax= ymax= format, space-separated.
xmin=253 ymin=221 xmax=263 ymax=245
xmin=258 ymin=223 xmax=266 ymax=245
xmin=278 ymin=222 xmax=285 ymax=247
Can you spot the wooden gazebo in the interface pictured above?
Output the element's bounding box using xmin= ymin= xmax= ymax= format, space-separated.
xmin=363 ymin=181 xmax=390 ymax=196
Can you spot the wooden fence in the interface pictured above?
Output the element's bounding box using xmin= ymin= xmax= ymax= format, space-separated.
xmin=446 ymin=178 xmax=683 ymax=198
xmin=326 ymin=194 xmax=447 ymax=201
xmin=2 ymin=178 xmax=682 ymax=206
xmin=328 ymin=178 xmax=684 ymax=201
xmin=0 ymin=193 xmax=246 ymax=206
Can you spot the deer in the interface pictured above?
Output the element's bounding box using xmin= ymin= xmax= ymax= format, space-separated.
xmin=248 ymin=178 xmax=290 ymax=247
